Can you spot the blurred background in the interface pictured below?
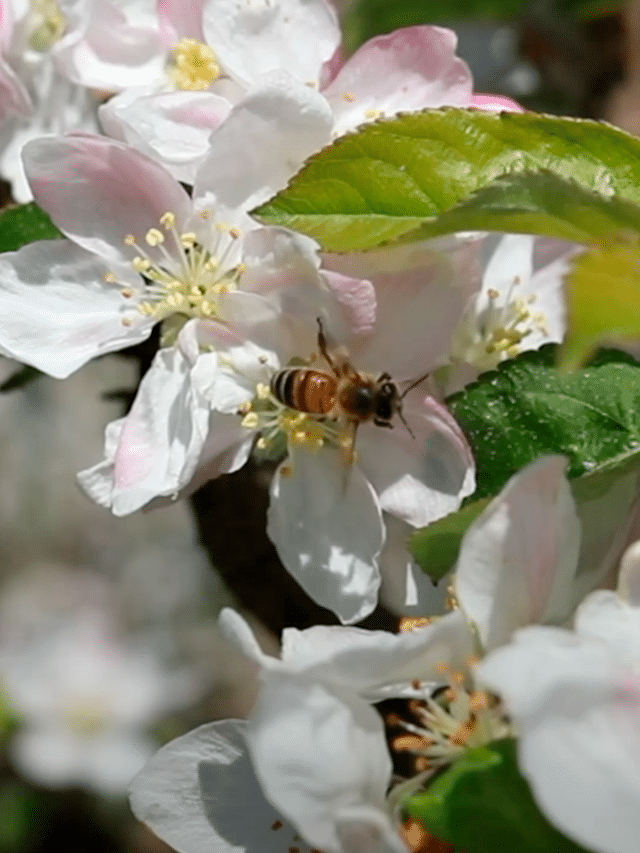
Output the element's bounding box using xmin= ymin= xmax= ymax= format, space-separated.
xmin=0 ymin=0 xmax=638 ymax=850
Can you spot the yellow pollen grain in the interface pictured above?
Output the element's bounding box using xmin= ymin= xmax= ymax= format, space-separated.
xmin=469 ymin=691 xmax=490 ymax=712
xmin=392 ymin=734 xmax=428 ymax=752
xmin=242 ymin=413 xmax=259 ymax=430
xmin=487 ymin=288 xmax=500 ymax=299
xmin=160 ymin=212 xmax=176 ymax=228
xmin=229 ymin=226 xmax=242 ymax=239
xmin=199 ymin=209 xmax=212 ymax=220
xmin=399 ymin=616 xmax=433 ymax=632
xmin=124 ymin=235 xmax=136 ymax=246
xmin=121 ymin=317 xmax=133 ymax=327
xmin=120 ymin=288 xmax=133 ymax=298
xmin=256 ymin=437 xmax=268 ymax=450
xmin=181 ymin=232 xmax=197 ymax=248
xmin=103 ymin=272 xmax=117 ymax=283
xmin=256 ymin=383 xmax=271 ymax=399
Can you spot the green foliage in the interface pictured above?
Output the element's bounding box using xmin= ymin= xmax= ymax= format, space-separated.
xmin=410 ymin=348 xmax=640 ymax=578
xmin=0 ymin=203 xmax=61 ymax=253
xmin=405 ymin=739 xmax=592 ymax=853
xmin=0 ymin=784 xmax=46 ymax=853
xmin=255 ymin=109 xmax=640 ymax=251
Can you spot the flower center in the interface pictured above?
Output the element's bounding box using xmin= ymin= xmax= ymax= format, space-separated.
xmin=168 ymin=38 xmax=222 ymax=91
xmin=26 ymin=0 xmax=66 ymax=51
xmin=382 ymin=661 xmax=512 ymax=783
xmin=63 ymin=698 xmax=110 ymax=738
xmin=451 ymin=274 xmax=549 ymax=371
xmin=111 ymin=210 xmax=245 ymax=345
xmin=240 ymin=382 xmax=351 ymax=457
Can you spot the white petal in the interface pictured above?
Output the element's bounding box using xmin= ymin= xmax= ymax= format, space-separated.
xmin=575 ymin=590 xmax=640 ymax=662
xmin=455 ymin=456 xmax=580 ymax=651
xmin=83 ymin=730 xmax=156 ymax=794
xmin=193 ymin=75 xmax=333 ymax=218
xmin=478 ymin=629 xmax=640 ymax=853
xmin=130 ymin=720 xmax=300 ymax=853
xmin=201 ymin=0 xmax=340 ymax=88
xmin=11 ymin=727 xmax=84 ymax=787
xmin=99 ymin=90 xmax=232 ymax=184
xmin=0 ymin=240 xmax=153 ymax=377
xmin=357 ymin=395 xmax=475 ymax=528
xmin=267 ymin=447 xmax=384 ymax=625
xmin=247 ymin=674 xmax=392 ymax=853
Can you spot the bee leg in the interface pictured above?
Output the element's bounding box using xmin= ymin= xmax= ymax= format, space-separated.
xmin=373 ymin=418 xmax=393 ymax=428
xmin=376 ymin=371 xmax=393 ymax=382
xmin=316 ymin=317 xmax=337 ymax=371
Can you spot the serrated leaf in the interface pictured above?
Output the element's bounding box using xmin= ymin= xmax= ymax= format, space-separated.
xmin=403 ymin=170 xmax=640 ymax=244
xmin=448 ymin=347 xmax=640 ymax=500
xmin=560 ymin=241 xmax=640 ymax=370
xmin=405 ymin=739 xmax=592 ymax=853
xmin=254 ymin=109 xmax=640 ymax=251
xmin=0 ymin=203 xmax=61 ymax=252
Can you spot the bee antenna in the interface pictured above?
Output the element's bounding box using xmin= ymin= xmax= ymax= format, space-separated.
xmin=397 ymin=406 xmax=415 ymax=440
xmin=400 ymin=371 xmax=430 ymax=401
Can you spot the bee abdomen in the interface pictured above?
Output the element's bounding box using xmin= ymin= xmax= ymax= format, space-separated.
xmin=270 ymin=369 xmax=336 ymax=415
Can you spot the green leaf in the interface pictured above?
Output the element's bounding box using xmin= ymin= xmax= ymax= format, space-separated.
xmin=403 ymin=170 xmax=640 ymax=244
xmin=405 ymin=739 xmax=592 ymax=853
xmin=0 ymin=784 xmax=46 ymax=853
xmin=560 ymin=241 xmax=640 ymax=370
xmin=448 ymin=346 xmax=640 ymax=500
xmin=254 ymin=109 xmax=640 ymax=251
xmin=0 ymin=203 xmax=61 ymax=252
xmin=408 ymin=497 xmax=490 ymax=581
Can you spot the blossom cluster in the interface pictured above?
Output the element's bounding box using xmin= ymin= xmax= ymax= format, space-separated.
xmin=0 ymin=1 xmax=636 ymax=852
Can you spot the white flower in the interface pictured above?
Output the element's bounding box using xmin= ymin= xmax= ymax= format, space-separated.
xmin=1 ymin=604 xmax=196 ymax=793
xmin=130 ymin=606 xmax=479 ymax=853
xmin=0 ymin=126 xmax=329 ymax=377
xmin=79 ymin=239 xmax=477 ymax=624
xmin=477 ymin=539 xmax=640 ymax=853
xmin=441 ymin=234 xmax=575 ymax=394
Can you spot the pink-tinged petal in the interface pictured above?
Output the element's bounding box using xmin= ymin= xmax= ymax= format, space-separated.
xmin=23 ymin=135 xmax=193 ymax=265
xmin=378 ymin=515 xmax=450 ymax=616
xmin=267 ymin=447 xmax=384 ymax=625
xmin=619 ymin=540 xmax=640 ymax=606
xmin=0 ymin=56 xmax=32 ymax=120
xmin=455 ymin=456 xmax=580 ymax=651
xmin=324 ymin=26 xmax=473 ymax=137
xmin=356 ymin=395 xmax=475 ymax=529
xmin=0 ymin=0 xmax=13 ymax=52
xmin=193 ymin=75 xmax=332 ymax=217
xmin=157 ymin=0 xmax=206 ymax=42
xmin=325 ymin=237 xmax=481 ymax=379
xmin=471 ymin=93 xmax=524 ymax=112
xmin=77 ymin=344 xmax=245 ymax=515
xmin=0 ymin=240 xmax=153 ymax=378
xmin=322 ymin=270 xmax=376 ymax=336
xmin=100 ymin=90 xmax=231 ymax=183
xmin=130 ymin=720 xmax=300 ymax=853
xmin=478 ymin=629 xmax=640 ymax=853
xmin=55 ymin=0 xmax=165 ymax=90
xmin=201 ymin=0 xmax=340 ymax=88
xmin=247 ymin=674 xmax=394 ymax=853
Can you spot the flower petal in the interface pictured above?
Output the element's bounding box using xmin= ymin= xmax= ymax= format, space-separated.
xmin=130 ymin=720 xmax=300 ymax=853
xmin=0 ymin=240 xmax=153 ymax=377
xmin=23 ymin=135 xmax=193 ymax=265
xmin=267 ymin=447 xmax=384 ymax=625
xmin=246 ymin=673 xmax=394 ymax=853
xmin=455 ymin=456 xmax=580 ymax=651
xmin=324 ymin=26 xmax=473 ymax=136
xmin=201 ymin=0 xmax=340 ymax=88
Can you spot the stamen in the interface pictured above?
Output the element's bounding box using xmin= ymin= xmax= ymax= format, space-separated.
xmin=168 ymin=38 xmax=222 ymax=91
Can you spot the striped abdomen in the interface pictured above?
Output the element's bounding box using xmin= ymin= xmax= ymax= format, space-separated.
xmin=270 ymin=369 xmax=337 ymax=416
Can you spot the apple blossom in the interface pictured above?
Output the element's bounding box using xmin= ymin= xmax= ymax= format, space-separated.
xmin=477 ymin=539 xmax=640 ymax=853
xmin=0 ymin=121 xmax=334 ymax=377
xmin=78 ymin=238 xmax=479 ymax=624
xmin=0 ymin=599 xmax=198 ymax=793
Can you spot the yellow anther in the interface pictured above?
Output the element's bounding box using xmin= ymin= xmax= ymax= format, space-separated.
xmin=256 ymin=383 xmax=271 ymax=400
xmin=145 ymin=228 xmax=164 ymax=246
xmin=28 ymin=0 xmax=66 ymax=51
xmin=342 ymin=92 xmax=356 ymax=102
xmin=160 ymin=212 xmax=176 ymax=228
xmin=364 ymin=108 xmax=384 ymax=119
xmin=469 ymin=691 xmax=490 ymax=712
xmin=487 ymin=288 xmax=500 ymax=299
xmin=121 ymin=317 xmax=133 ymax=327
xmin=180 ymin=232 xmax=197 ymax=248
xmin=169 ymin=38 xmax=222 ymax=91
xmin=256 ymin=437 xmax=268 ymax=450
xmin=120 ymin=288 xmax=133 ymax=298
xmin=103 ymin=272 xmax=117 ymax=283
xmin=229 ymin=226 xmax=242 ymax=239
xmin=242 ymin=412 xmax=259 ymax=430
xmin=124 ymin=235 xmax=136 ymax=246
xmin=280 ymin=465 xmax=293 ymax=477
xmin=132 ymin=257 xmax=151 ymax=272
xmin=199 ymin=209 xmax=212 ymax=220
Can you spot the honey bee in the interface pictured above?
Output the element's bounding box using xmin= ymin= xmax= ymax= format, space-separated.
xmin=270 ymin=319 xmax=418 ymax=460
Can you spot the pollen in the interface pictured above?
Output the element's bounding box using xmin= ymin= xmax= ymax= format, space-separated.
xmin=27 ymin=0 xmax=66 ymax=51
xmin=169 ymin=38 xmax=222 ymax=91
